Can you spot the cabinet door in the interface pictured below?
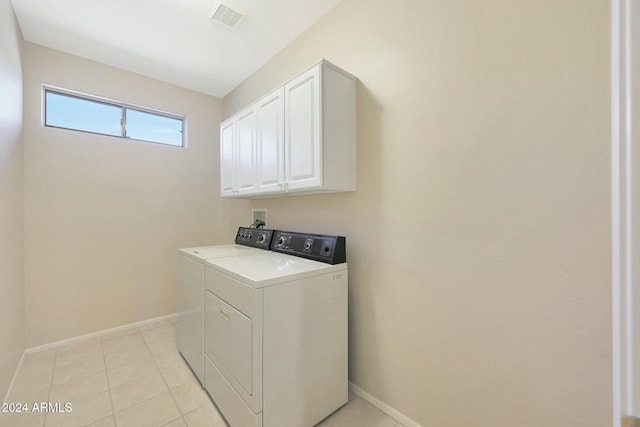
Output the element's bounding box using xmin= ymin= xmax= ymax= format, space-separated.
xmin=284 ymin=65 xmax=322 ymax=190
xmin=220 ymin=119 xmax=236 ymax=197
xmin=256 ymin=88 xmax=284 ymax=194
xmin=236 ymin=108 xmax=258 ymax=195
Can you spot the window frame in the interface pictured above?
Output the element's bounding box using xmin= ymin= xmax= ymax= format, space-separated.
xmin=42 ymin=85 xmax=186 ymax=148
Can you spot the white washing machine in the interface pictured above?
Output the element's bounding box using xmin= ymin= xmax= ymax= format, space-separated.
xmin=177 ymin=227 xmax=274 ymax=385
xmin=203 ymin=230 xmax=348 ymax=427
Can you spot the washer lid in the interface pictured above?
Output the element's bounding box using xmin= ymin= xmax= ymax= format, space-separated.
xmin=205 ymin=251 xmax=347 ymax=288
xmin=178 ymin=244 xmax=259 ymax=262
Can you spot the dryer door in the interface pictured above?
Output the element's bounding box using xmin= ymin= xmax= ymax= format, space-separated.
xmin=206 ymin=290 xmax=253 ymax=396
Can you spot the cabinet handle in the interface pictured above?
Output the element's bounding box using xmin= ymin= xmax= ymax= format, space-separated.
xmin=219 ymin=307 xmax=231 ymax=322
xmin=276 ymin=182 xmax=289 ymax=192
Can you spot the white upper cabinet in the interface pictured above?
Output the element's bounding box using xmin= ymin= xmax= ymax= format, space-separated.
xmin=284 ymin=65 xmax=322 ymax=191
xmin=235 ymin=108 xmax=258 ymax=196
xmin=256 ymin=88 xmax=284 ymax=195
xmin=220 ymin=60 xmax=356 ymax=198
xmin=220 ymin=120 xmax=236 ymax=197
xmin=219 ymin=106 xmax=258 ymax=197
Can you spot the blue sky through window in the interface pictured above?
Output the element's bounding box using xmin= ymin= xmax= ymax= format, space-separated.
xmin=44 ymin=89 xmax=184 ymax=147
xmin=126 ymin=109 xmax=183 ymax=146
xmin=45 ymin=91 xmax=121 ymax=137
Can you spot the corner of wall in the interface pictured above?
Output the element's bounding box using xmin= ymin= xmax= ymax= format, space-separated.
xmin=0 ymin=0 xmax=26 ymax=402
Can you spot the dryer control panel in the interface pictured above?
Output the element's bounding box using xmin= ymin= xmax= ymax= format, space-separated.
xmin=235 ymin=227 xmax=274 ymax=249
xmin=271 ymin=230 xmax=346 ymax=264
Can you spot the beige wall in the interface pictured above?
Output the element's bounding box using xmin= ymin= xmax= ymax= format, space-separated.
xmin=23 ymin=43 xmax=248 ymax=347
xmin=0 ymin=0 xmax=25 ymax=399
xmin=223 ymin=0 xmax=611 ymax=425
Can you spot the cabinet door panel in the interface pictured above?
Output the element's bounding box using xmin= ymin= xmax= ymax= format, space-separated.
xmin=236 ymin=108 xmax=258 ymax=194
xmin=284 ymin=66 xmax=322 ymax=190
xmin=257 ymin=89 xmax=284 ymax=194
xmin=220 ymin=120 xmax=236 ymax=196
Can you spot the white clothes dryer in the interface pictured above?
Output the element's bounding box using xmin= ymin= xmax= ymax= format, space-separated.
xmin=203 ymin=230 xmax=348 ymax=427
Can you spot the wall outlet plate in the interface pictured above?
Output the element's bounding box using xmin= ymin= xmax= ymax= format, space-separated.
xmin=252 ymin=209 xmax=267 ymax=227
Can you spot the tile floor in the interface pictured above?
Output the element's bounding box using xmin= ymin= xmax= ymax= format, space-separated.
xmin=1 ymin=318 xmax=405 ymax=427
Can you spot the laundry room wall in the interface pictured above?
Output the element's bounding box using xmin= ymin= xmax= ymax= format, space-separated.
xmin=223 ymin=0 xmax=611 ymax=425
xmin=22 ymin=43 xmax=249 ymax=347
xmin=0 ymin=0 xmax=25 ymax=398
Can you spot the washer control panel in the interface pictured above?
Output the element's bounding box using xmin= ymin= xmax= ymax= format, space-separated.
xmin=271 ymin=230 xmax=346 ymax=264
xmin=235 ymin=227 xmax=274 ymax=249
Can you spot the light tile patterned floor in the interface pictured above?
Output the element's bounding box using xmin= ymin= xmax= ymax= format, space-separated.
xmin=1 ymin=318 xmax=405 ymax=427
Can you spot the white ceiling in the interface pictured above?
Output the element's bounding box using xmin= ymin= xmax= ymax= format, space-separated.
xmin=11 ymin=0 xmax=344 ymax=98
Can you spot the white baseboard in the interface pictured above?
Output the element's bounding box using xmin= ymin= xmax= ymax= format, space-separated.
xmin=25 ymin=313 xmax=177 ymax=354
xmin=349 ymin=381 xmax=422 ymax=427
xmin=3 ymin=313 xmax=177 ymax=404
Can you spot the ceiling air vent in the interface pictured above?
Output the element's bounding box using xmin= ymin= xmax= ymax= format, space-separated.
xmin=208 ymin=0 xmax=245 ymax=29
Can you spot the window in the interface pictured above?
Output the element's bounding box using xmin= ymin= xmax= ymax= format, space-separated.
xmin=44 ymin=87 xmax=185 ymax=147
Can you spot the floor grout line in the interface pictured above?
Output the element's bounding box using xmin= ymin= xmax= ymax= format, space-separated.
xmin=139 ymin=322 xmax=187 ymax=425
xmin=100 ymin=333 xmax=117 ymax=427
xmin=41 ymin=347 xmax=59 ymax=426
